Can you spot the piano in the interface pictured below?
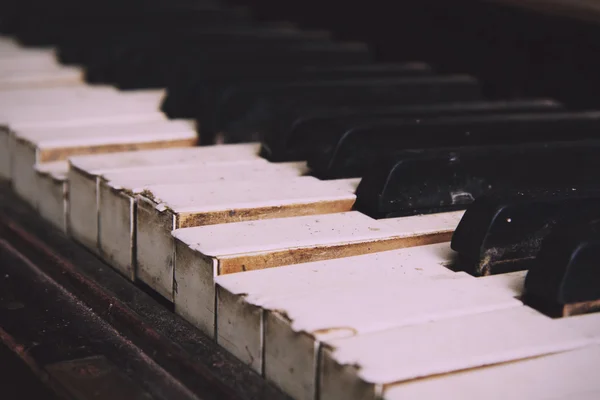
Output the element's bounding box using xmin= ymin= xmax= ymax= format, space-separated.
xmin=1 ymin=0 xmax=600 ymax=399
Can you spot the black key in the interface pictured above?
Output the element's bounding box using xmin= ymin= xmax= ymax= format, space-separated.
xmin=163 ymin=62 xmax=432 ymax=121
xmin=525 ymin=217 xmax=600 ymax=317
xmin=85 ymin=28 xmax=334 ymax=87
xmin=188 ymin=62 xmax=434 ymax=144
xmin=10 ymin=0 xmax=226 ymax=46
xmin=308 ymin=111 xmax=600 ymax=179
xmin=215 ymin=75 xmax=481 ymax=145
xmin=86 ymin=39 xmax=369 ymax=88
xmin=268 ymin=99 xmax=562 ymax=161
xmin=355 ymin=139 xmax=600 ymax=218
xmin=56 ymin=7 xmax=255 ymax=64
xmin=450 ymin=188 xmax=600 ymax=277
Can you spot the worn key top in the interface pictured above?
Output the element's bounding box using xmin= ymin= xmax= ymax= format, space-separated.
xmin=308 ymin=111 xmax=600 ymax=179
xmin=266 ymin=99 xmax=562 ymax=161
xmin=451 ymin=189 xmax=600 ymax=276
xmin=525 ymin=217 xmax=600 ymax=317
xmin=355 ymin=139 xmax=600 ymax=218
xmin=383 ymin=345 xmax=600 ymax=400
xmin=215 ymin=75 xmax=481 ymax=145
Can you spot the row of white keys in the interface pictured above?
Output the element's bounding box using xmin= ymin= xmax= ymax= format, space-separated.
xmin=11 ymin=119 xmax=197 ymax=207
xmin=0 ymin=87 xmax=164 ymax=116
xmin=0 ymin=89 xmax=166 ymax=128
xmin=0 ymin=87 xmax=175 ymax=180
xmin=215 ymin=242 xmax=521 ymax=400
xmin=66 ymin=143 xmax=263 ymax=255
xmin=0 ymin=85 xmax=116 ymax=109
xmin=322 ymin=308 xmax=600 ymax=400
xmin=216 ymin=243 xmax=458 ymax=371
xmin=215 ymin=240 xmax=600 ymax=400
xmin=0 ymin=46 xmax=84 ymax=90
xmin=100 ymin=159 xmax=310 ymax=280
xmin=137 ymin=176 xmax=359 ymax=299
xmin=64 ymin=138 xmax=463 ymax=297
xmin=0 ymin=67 xmax=83 ymax=91
xmin=173 ymin=211 xmax=463 ymax=340
xmin=0 ymin=47 xmax=66 ymax=70
xmin=385 ymin=345 xmax=600 ymax=400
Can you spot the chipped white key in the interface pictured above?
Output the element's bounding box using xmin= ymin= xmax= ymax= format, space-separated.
xmin=320 ymin=306 xmax=600 ymax=400
xmin=68 ymin=143 xmax=261 ymax=253
xmin=263 ymin=272 xmax=525 ymax=400
xmin=216 ymin=242 xmax=458 ymax=372
xmin=140 ymin=176 xmax=359 ymax=300
xmin=98 ymin=161 xmax=308 ymax=280
xmin=173 ymin=211 xmax=463 ymax=340
xmin=12 ymin=119 xmax=196 ymax=207
xmin=384 ymin=342 xmax=600 ymax=400
xmin=35 ymin=161 xmax=68 ymax=231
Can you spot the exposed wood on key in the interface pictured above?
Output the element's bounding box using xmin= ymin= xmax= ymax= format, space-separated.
xmin=138 ymin=177 xmax=360 ymax=300
xmin=172 ymin=210 xmax=463 ymax=342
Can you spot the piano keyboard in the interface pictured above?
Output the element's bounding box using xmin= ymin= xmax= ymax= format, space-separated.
xmin=2 ymin=1 xmax=600 ymax=399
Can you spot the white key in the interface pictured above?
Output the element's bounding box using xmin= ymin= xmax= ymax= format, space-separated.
xmin=67 ymin=143 xmax=261 ymax=253
xmin=321 ymin=308 xmax=600 ymax=400
xmin=215 ymin=243 xmax=458 ymax=372
xmin=35 ymin=161 xmax=68 ymax=231
xmin=98 ymin=161 xmax=308 ymax=280
xmin=0 ymin=97 xmax=167 ymax=181
xmin=0 ymin=90 xmax=166 ymax=129
xmin=0 ymin=37 xmax=19 ymax=51
xmin=173 ymin=211 xmax=463 ymax=340
xmin=0 ymin=86 xmax=116 ymax=109
xmin=0 ymin=88 xmax=165 ymax=112
xmin=384 ymin=344 xmax=600 ymax=400
xmin=263 ymin=272 xmax=525 ymax=400
xmin=12 ymin=119 xmax=196 ymax=207
xmin=139 ymin=177 xmax=359 ymax=300
xmin=0 ymin=51 xmax=65 ymax=72
xmin=68 ymin=143 xmax=261 ymax=172
xmin=0 ymin=124 xmax=10 ymax=180
xmin=0 ymin=67 xmax=84 ymax=90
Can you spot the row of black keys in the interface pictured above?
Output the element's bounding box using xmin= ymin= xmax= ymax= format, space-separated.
xmin=3 ymin=1 xmax=600 ymax=313
xmin=454 ymin=189 xmax=600 ymax=317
